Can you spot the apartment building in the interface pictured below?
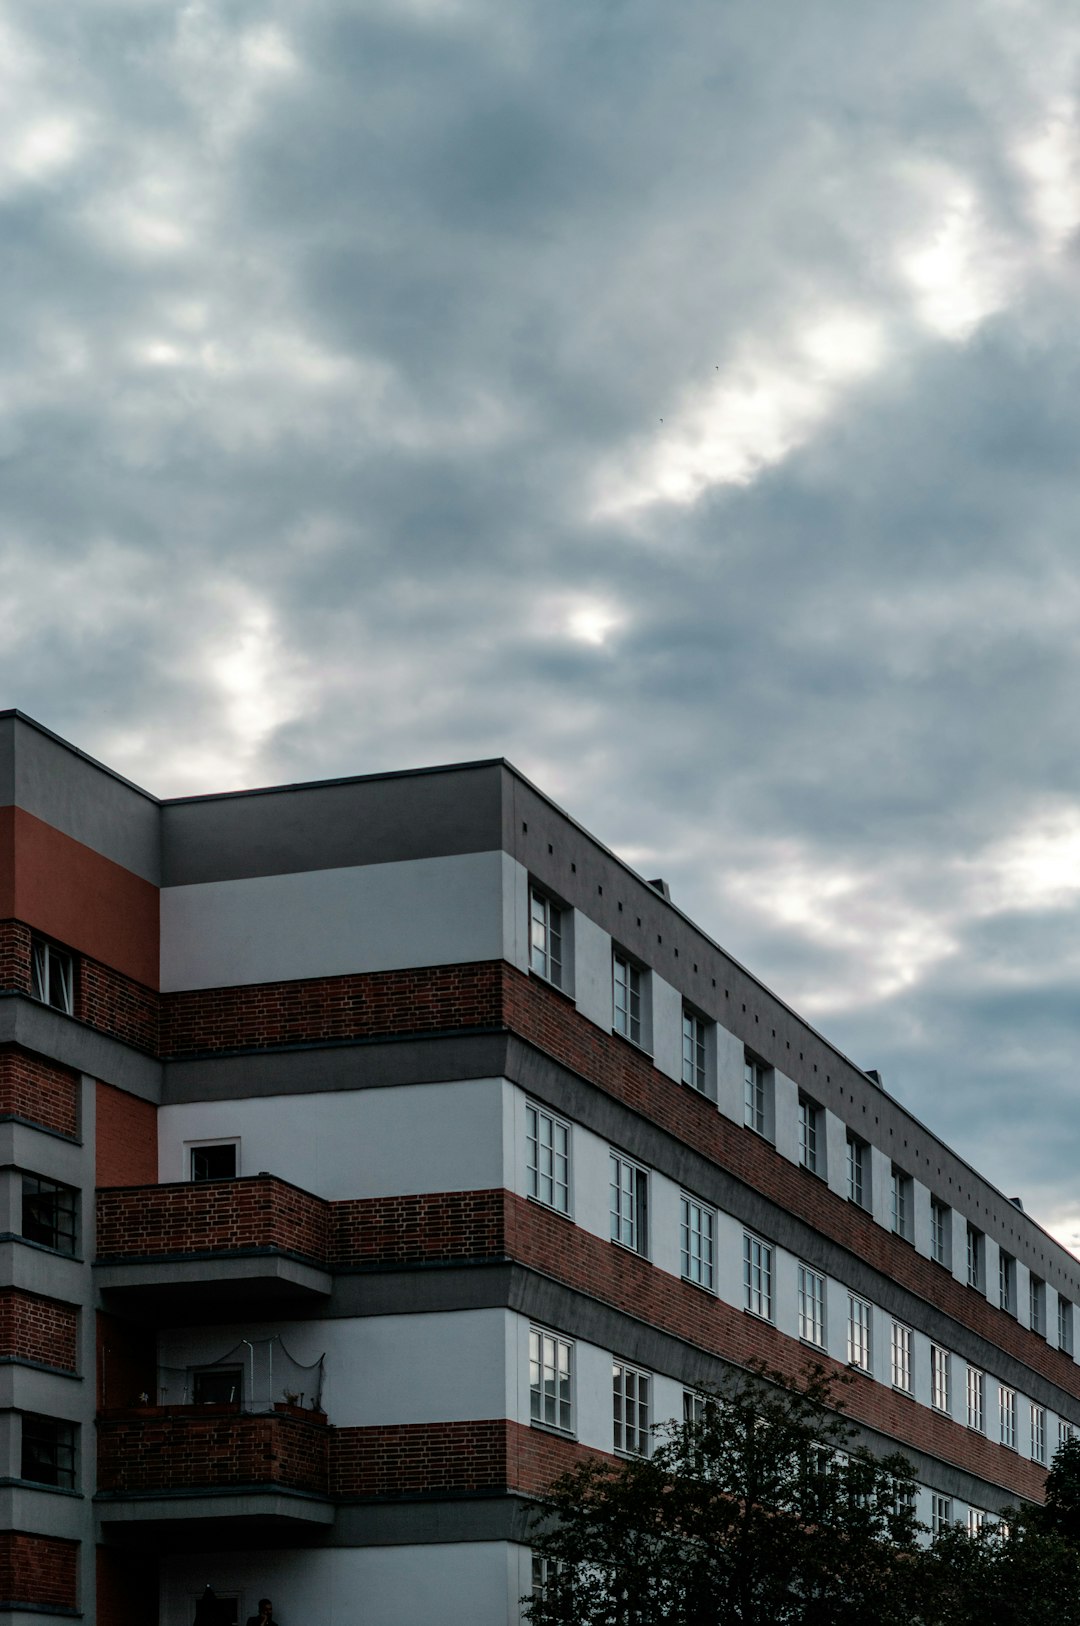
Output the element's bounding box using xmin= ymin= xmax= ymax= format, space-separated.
xmin=1 ymin=708 xmax=1078 ymax=1624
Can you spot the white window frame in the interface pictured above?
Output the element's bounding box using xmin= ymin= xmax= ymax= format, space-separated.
xmin=743 ymin=1232 xmax=773 ymax=1321
xmin=999 ymin=1385 xmax=1017 ymax=1449
xmin=30 ymin=938 xmax=74 ymax=1015
xmin=1030 ymin=1275 xmax=1045 ymax=1337
xmin=612 ymin=952 xmax=643 ymax=1047
xmin=1059 ymin=1419 xmax=1075 ymax=1453
xmin=526 ymin=1102 xmax=571 ymax=1214
xmin=931 ymin=1345 xmax=950 ymax=1413
xmin=609 ymin=1151 xmax=648 ymax=1255
xmin=999 ymin=1251 xmax=1015 ymax=1315
xmin=681 ymin=1008 xmax=707 ymax=1093
xmin=891 ymin=1167 xmax=912 ymax=1241
xmin=680 ymin=1194 xmax=716 ymax=1291
xmin=1059 ymin=1295 xmax=1074 ymax=1354
xmin=529 ymin=1326 xmax=574 ymax=1434
xmin=797 ymin=1096 xmax=820 ymax=1175
xmin=891 ymin=1322 xmax=913 ymax=1393
xmin=743 ymin=1056 xmax=767 ymax=1136
xmin=612 ymin=1359 xmax=651 ymax=1457
xmin=966 ymin=1366 xmax=985 ymax=1432
xmin=847 ymin=1295 xmax=872 ymax=1372
xmin=930 ymin=1198 xmax=949 ymax=1267
xmin=846 ymin=1134 xmax=867 ymax=1209
xmin=1031 ymin=1404 xmax=1047 ymax=1465
xmin=529 ymin=889 xmax=564 ymax=988
xmin=187 ymin=1138 xmax=240 ymax=1182
xmin=966 ymin=1225 xmax=983 ymax=1291
xmin=967 ymin=1509 xmax=987 ymax=1536
xmin=797 ymin=1264 xmax=825 ymax=1347
xmin=931 ymin=1494 xmax=953 ymax=1535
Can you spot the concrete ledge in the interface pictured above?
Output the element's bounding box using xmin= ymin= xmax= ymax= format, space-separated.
xmin=0 ymin=997 xmax=161 ymax=1100
xmin=95 ymin=1487 xmax=335 ymax=1527
xmin=94 ymin=1253 xmax=332 ymax=1306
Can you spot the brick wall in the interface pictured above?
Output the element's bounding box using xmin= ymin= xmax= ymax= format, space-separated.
xmin=77 ymin=955 xmax=158 ymax=1053
xmin=97 ymin=1409 xmax=329 ymax=1496
xmin=159 ymin=962 xmax=503 ymax=1056
xmin=0 ymin=1531 xmax=78 ymax=1612
xmin=0 ymin=920 xmax=32 ymax=994
xmin=96 ymin=1081 xmax=158 ymax=1187
xmin=0 ymin=1046 xmax=78 ymax=1138
xmin=330 ymin=1419 xmax=594 ymax=1499
xmin=0 ymin=1289 xmax=78 ymax=1372
xmin=332 ymin=1190 xmax=506 ymax=1268
xmin=95 ymin=1175 xmax=331 ymax=1265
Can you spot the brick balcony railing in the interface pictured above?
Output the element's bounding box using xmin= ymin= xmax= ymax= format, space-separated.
xmin=95 ymin=1175 xmax=332 ymax=1268
xmin=96 ymin=1406 xmax=330 ymax=1497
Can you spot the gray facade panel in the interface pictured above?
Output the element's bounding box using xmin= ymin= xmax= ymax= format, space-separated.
xmin=160 ymin=762 xmax=506 ymax=886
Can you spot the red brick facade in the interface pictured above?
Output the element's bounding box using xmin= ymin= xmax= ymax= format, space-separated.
xmin=0 ymin=1531 xmax=78 ymax=1613
xmin=0 ymin=1046 xmax=78 ymax=1138
xmin=95 ymin=1175 xmax=331 ymax=1264
xmin=0 ymin=1288 xmax=78 ymax=1372
xmin=96 ymin=1407 xmax=329 ymax=1496
xmin=95 ymin=1081 xmax=158 ymax=1187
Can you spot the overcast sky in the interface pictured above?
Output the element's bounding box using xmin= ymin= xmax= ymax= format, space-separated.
xmin=3 ymin=0 xmax=1080 ymax=1247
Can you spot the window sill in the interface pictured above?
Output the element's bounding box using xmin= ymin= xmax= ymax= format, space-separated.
xmin=530 ymin=1419 xmax=576 ymax=1441
xmin=528 ymin=968 xmax=576 ymax=1004
xmin=0 ymin=1477 xmax=82 ymax=1498
xmin=680 ymin=1273 xmax=717 ymax=1297
xmin=610 ymin=1027 xmax=653 ymax=1059
xmin=798 ymin=1336 xmax=826 ymax=1354
xmin=891 ymin=1385 xmax=915 ymax=1400
xmin=610 ymin=1238 xmax=649 ymax=1261
xmin=742 ymin=1307 xmax=773 ymax=1325
xmin=526 ymin=1194 xmax=575 ymax=1223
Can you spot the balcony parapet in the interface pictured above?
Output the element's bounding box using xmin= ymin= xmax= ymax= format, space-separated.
xmin=97 ymin=1405 xmax=330 ymax=1499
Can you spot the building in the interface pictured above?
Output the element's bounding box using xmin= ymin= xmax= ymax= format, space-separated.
xmin=0 ymin=708 xmax=1078 ymax=1624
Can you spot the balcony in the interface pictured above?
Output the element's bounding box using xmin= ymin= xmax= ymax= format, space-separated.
xmin=95 ymin=1175 xmax=333 ymax=1311
xmin=95 ymin=1404 xmax=334 ymax=1538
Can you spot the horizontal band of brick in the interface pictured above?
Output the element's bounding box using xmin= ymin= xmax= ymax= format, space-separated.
xmin=96 ymin=1175 xmax=331 ymax=1265
xmin=331 ymin=1419 xmax=594 ymax=1499
xmin=0 ymin=1046 xmax=79 ymax=1139
xmin=0 ymin=1289 xmax=78 ymax=1372
xmin=96 ymin=1407 xmax=329 ymax=1496
xmin=0 ymin=1532 xmax=79 ymax=1612
xmin=0 ymin=919 xmax=157 ymax=1053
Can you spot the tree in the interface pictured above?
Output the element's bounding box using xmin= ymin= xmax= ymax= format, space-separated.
xmin=524 ymin=1361 xmax=923 ymax=1626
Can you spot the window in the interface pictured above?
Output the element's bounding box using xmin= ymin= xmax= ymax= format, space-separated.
xmin=532 ymin=1554 xmax=561 ymax=1604
xmin=999 ymin=1386 xmax=1017 ymax=1449
xmin=680 ymin=1195 xmax=715 ymax=1290
xmin=612 ymin=1360 xmax=650 ymax=1456
xmin=931 ymin=1345 xmax=950 ymax=1413
xmin=530 ymin=1328 xmax=574 ymax=1434
xmin=966 ymin=1366 xmax=985 ymax=1432
xmin=798 ymin=1096 xmax=820 ymax=1175
xmin=743 ymin=1056 xmax=767 ymax=1135
xmin=530 ymin=889 xmax=563 ymax=987
xmin=743 ymin=1233 xmax=773 ymax=1320
xmin=847 ymin=1295 xmax=872 ymax=1372
xmin=1031 ymin=1404 xmax=1047 ymax=1464
xmin=30 ymin=938 xmax=74 ymax=1014
xmin=1059 ymin=1419 xmax=1076 ymax=1453
xmin=20 ymin=1415 xmax=76 ymax=1489
xmin=798 ymin=1265 xmax=825 ymax=1347
xmin=890 ymin=1167 xmax=912 ymax=1241
xmin=930 ymin=1198 xmax=950 ymax=1267
xmin=21 ymin=1174 xmax=77 ymax=1254
xmin=1030 ymin=1275 xmax=1046 ymax=1337
xmin=190 ymin=1143 xmax=238 ymax=1182
xmin=192 ymin=1366 xmax=242 ymax=1406
xmin=1059 ymin=1296 xmax=1073 ymax=1354
xmin=610 ymin=1152 xmax=648 ymax=1255
xmin=847 ymin=1134 xmax=868 ymax=1209
xmin=682 ymin=1008 xmax=707 ymax=1093
xmin=891 ymin=1322 xmax=913 ymax=1393
xmin=683 ymin=1390 xmax=707 ymax=1427
xmin=612 ymin=952 xmax=642 ymax=1046
xmin=967 ymin=1509 xmax=987 ymax=1536
xmin=966 ymin=1225 xmax=983 ymax=1291
xmin=999 ymin=1250 xmax=1015 ymax=1315
xmin=526 ymin=1103 xmax=570 ymax=1214
xmin=932 ymin=1494 xmax=953 ymax=1535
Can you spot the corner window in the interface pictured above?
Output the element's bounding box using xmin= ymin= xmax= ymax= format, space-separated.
xmin=891 ymin=1167 xmax=912 ymax=1241
xmin=743 ymin=1232 xmax=773 ymax=1320
xmin=931 ymin=1345 xmax=950 ymax=1413
xmin=526 ymin=1103 xmax=570 ymax=1214
xmin=30 ymin=938 xmax=74 ymax=1015
xmin=891 ymin=1322 xmax=913 ymax=1393
xmin=798 ymin=1096 xmax=820 ymax=1175
xmin=190 ymin=1143 xmax=238 ymax=1182
xmin=612 ymin=952 xmax=643 ymax=1046
xmin=530 ymin=1327 xmax=574 ymax=1434
xmin=609 ymin=1152 xmax=648 ymax=1255
xmin=612 ymin=1359 xmax=650 ymax=1456
xmin=680 ymin=1195 xmax=715 ymax=1290
xmin=966 ymin=1224 xmax=983 ymax=1291
xmin=681 ymin=1008 xmax=707 ymax=1093
xmin=797 ymin=1265 xmax=825 ymax=1347
xmin=743 ymin=1054 xmax=769 ymax=1137
xmin=21 ymin=1414 xmax=76 ymax=1489
xmin=21 ymin=1174 xmax=77 ymax=1255
xmin=529 ymin=889 xmax=564 ymax=988
xmin=930 ymin=1198 xmax=950 ymax=1267
xmin=847 ymin=1295 xmax=872 ymax=1372
xmin=966 ymin=1366 xmax=985 ymax=1432
xmin=846 ymin=1134 xmax=868 ymax=1209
